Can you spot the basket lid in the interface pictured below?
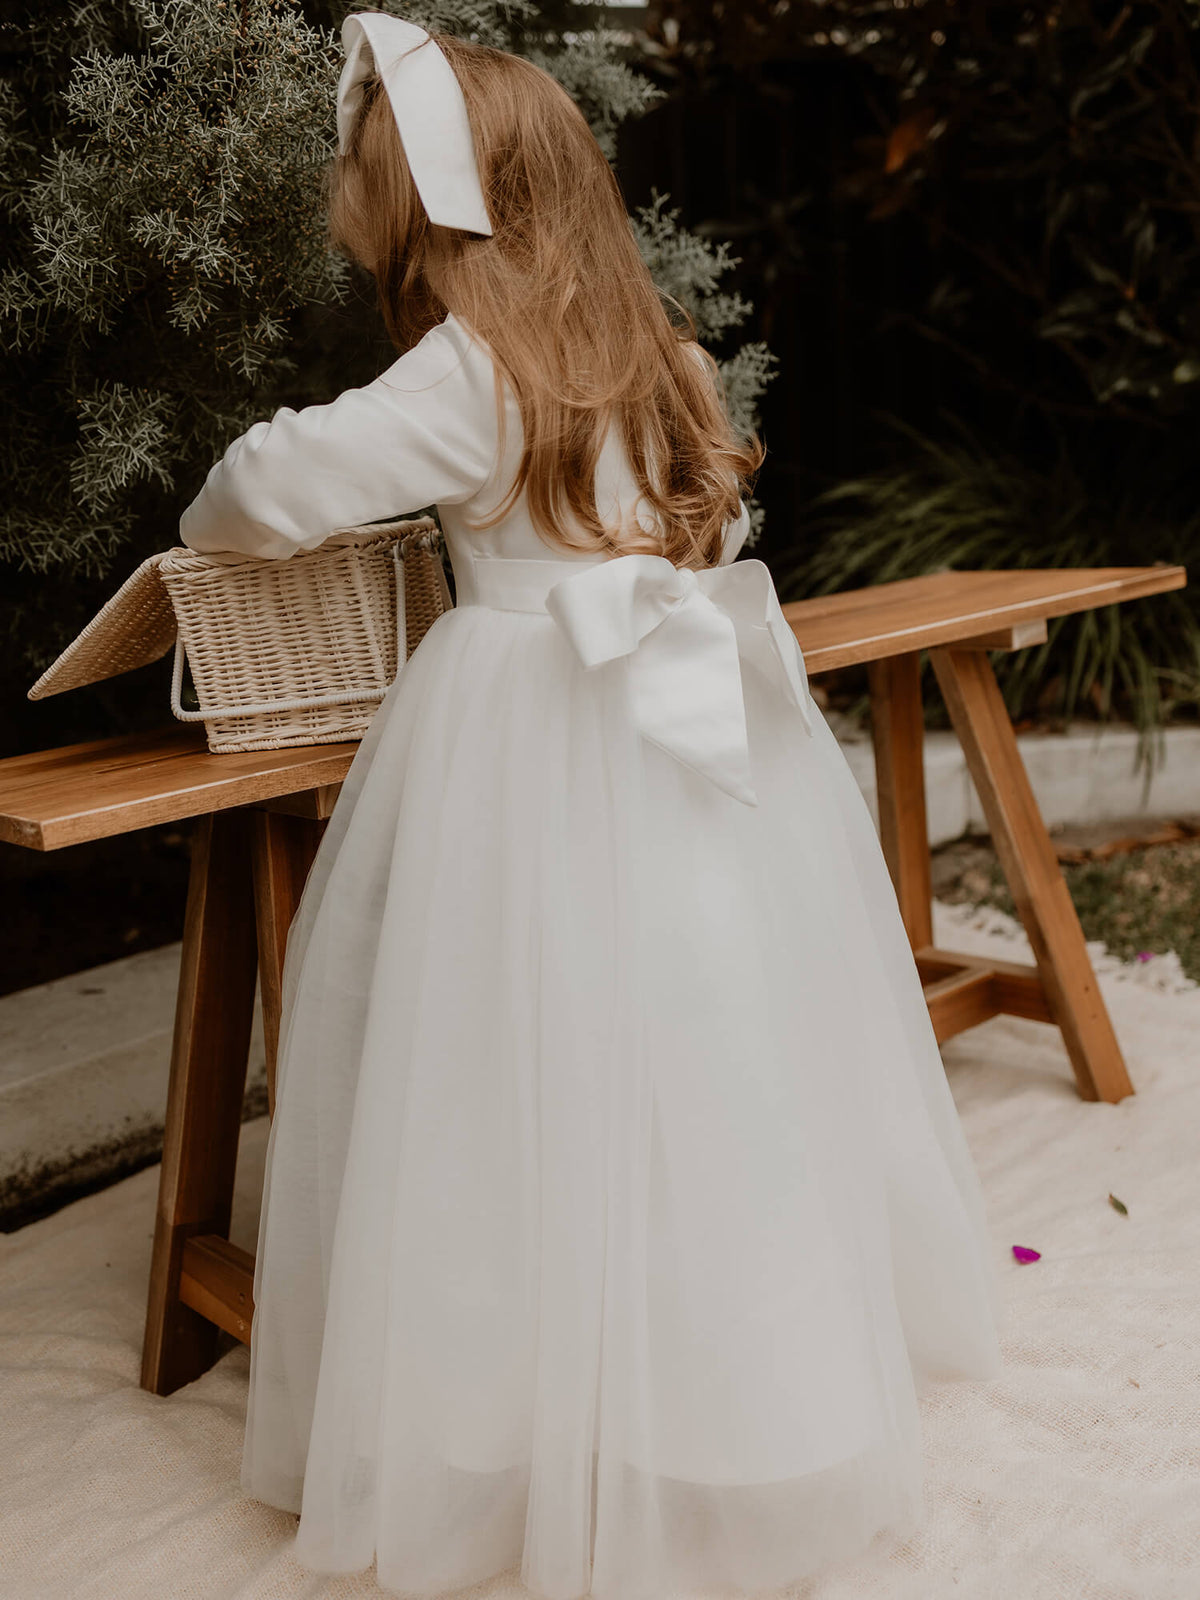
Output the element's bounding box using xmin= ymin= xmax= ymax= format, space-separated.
xmin=26 ymin=518 xmax=440 ymax=702
xmin=28 ymin=553 xmax=178 ymax=701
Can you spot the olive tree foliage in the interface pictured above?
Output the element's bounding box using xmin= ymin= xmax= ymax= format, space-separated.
xmin=0 ymin=0 xmax=772 ymax=673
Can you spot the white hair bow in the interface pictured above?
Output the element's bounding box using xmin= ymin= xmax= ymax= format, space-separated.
xmin=337 ymin=11 xmax=493 ymax=237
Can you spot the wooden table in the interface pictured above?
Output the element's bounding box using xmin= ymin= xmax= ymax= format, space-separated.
xmin=0 ymin=733 xmax=355 ymax=1394
xmin=785 ymin=565 xmax=1186 ymax=1102
xmin=0 ymin=564 xmax=1184 ymax=1397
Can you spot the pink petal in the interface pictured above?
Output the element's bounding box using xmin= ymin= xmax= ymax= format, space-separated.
xmin=1012 ymin=1245 xmax=1042 ymax=1263
xmin=1135 ymin=951 xmax=1155 ymax=963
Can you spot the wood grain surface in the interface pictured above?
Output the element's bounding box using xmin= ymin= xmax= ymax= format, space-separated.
xmin=0 ymin=727 xmax=359 ymax=850
xmin=788 ymin=565 xmax=1186 ymax=675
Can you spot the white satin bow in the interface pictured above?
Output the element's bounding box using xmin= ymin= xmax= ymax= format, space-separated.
xmin=545 ymin=555 xmax=812 ymax=807
xmin=338 ymin=13 xmax=493 ymax=236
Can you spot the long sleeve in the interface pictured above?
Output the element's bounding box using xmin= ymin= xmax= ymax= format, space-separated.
xmin=180 ymin=313 xmax=499 ymax=559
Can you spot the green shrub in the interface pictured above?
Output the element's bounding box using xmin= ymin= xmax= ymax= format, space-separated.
xmin=780 ymin=418 xmax=1200 ymax=750
xmin=0 ymin=0 xmax=770 ymax=748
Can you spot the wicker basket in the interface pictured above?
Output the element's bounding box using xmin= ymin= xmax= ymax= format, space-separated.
xmin=28 ymin=518 xmax=452 ymax=754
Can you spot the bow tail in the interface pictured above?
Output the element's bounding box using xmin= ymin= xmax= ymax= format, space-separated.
xmin=698 ymin=560 xmax=815 ymax=740
xmin=627 ymin=596 xmax=759 ymax=806
xmin=765 ymin=601 xmax=814 ymax=736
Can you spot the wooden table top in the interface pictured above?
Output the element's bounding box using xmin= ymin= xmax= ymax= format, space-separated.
xmin=0 ymin=565 xmax=1186 ymax=850
xmin=0 ymin=728 xmax=359 ymax=850
xmin=787 ymin=564 xmax=1186 ymax=675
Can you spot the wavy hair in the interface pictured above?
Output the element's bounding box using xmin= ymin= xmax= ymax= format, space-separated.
xmin=327 ymin=35 xmax=762 ymax=568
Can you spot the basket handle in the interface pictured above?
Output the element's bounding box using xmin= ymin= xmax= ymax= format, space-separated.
xmin=168 ymin=636 xmax=394 ymax=723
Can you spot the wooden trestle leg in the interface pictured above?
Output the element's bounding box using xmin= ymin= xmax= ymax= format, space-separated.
xmin=141 ymin=811 xmax=258 ymax=1395
xmin=140 ymin=806 xmax=327 ymax=1391
xmin=251 ymin=810 xmax=324 ymax=1117
xmin=865 ymin=637 xmax=1133 ymax=1104
xmin=930 ymin=646 xmax=1134 ymax=1104
xmin=868 ymin=652 xmax=934 ymax=950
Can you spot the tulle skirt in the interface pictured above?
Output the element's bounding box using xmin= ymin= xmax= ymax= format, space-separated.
xmin=241 ymin=596 xmax=1005 ymax=1600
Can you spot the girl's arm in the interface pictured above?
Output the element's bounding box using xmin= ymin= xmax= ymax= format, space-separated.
xmin=180 ymin=314 xmax=497 ymax=559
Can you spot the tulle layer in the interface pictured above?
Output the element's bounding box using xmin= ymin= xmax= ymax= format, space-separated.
xmin=242 ymin=601 xmax=1004 ymax=1600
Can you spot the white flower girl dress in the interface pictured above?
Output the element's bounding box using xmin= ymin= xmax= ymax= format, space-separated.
xmin=181 ymin=310 xmax=1004 ymax=1600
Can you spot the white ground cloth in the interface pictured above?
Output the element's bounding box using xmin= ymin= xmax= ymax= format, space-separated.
xmin=0 ymin=900 xmax=1197 ymax=1600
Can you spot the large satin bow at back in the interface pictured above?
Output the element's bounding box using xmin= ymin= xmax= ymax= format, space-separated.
xmin=544 ymin=554 xmax=813 ymax=807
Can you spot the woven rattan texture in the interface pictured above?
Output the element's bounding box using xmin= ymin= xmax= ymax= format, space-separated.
xmin=402 ymin=528 xmax=454 ymax=658
xmin=27 ymin=557 xmax=177 ymax=702
xmin=28 ymin=518 xmax=448 ymax=754
xmin=160 ymin=521 xmax=439 ymax=753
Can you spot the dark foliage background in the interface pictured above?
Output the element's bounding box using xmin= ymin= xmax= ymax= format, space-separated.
xmin=0 ymin=0 xmax=753 ymax=756
xmin=3 ymin=0 xmax=1199 ymax=758
xmin=620 ymin=0 xmax=1200 ymax=731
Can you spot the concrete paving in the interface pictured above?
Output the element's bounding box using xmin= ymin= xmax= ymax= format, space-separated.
xmin=0 ymin=944 xmax=265 ymax=1230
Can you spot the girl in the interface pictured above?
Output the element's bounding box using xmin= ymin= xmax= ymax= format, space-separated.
xmin=180 ymin=14 xmax=1004 ymax=1599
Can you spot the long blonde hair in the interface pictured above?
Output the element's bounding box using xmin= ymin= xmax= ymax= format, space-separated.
xmin=328 ymin=34 xmax=762 ymax=568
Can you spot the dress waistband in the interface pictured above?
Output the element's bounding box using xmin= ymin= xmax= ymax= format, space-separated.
xmin=466 ymin=557 xmax=597 ymax=613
